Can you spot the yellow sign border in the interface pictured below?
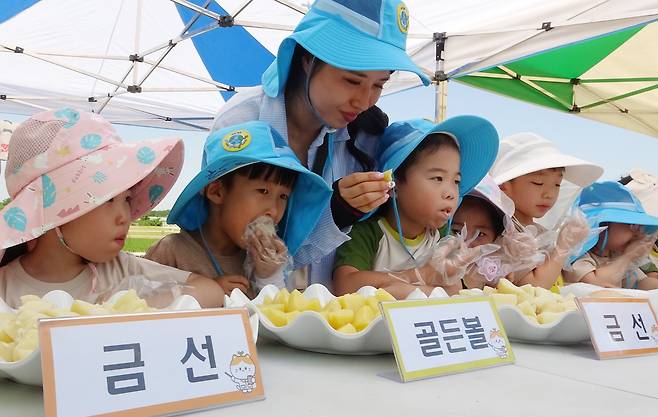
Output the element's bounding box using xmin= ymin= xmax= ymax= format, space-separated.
xmin=380 ymin=296 xmax=515 ymax=382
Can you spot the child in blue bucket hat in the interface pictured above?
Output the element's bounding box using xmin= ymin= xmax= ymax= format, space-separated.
xmin=146 ymin=121 xmax=332 ymax=297
xmin=333 ymin=116 xmax=500 ymax=299
xmin=213 ymin=0 xmax=430 ymax=289
xmin=564 ymin=181 xmax=658 ymax=290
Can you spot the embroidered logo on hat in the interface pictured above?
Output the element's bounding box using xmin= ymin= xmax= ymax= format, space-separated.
xmin=397 ymin=3 xmax=409 ymax=34
xmin=222 ymin=130 xmax=251 ymax=152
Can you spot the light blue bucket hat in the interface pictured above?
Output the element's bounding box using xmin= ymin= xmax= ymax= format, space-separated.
xmin=378 ymin=116 xmax=500 ymax=197
xmin=573 ymin=181 xmax=658 ymax=259
xmin=168 ymin=121 xmax=332 ymax=257
xmin=262 ymin=0 xmax=431 ymax=98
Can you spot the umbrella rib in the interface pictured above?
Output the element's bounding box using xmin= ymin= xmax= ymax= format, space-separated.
xmin=140 ymin=58 xmax=234 ymax=90
xmin=578 ymin=84 xmax=658 ymax=136
xmin=96 ymin=64 xmax=137 ymax=114
xmin=3 ymin=98 xmax=50 ymax=111
xmin=498 ymin=65 xmax=573 ymax=110
xmin=272 ymin=0 xmax=308 ymax=14
xmin=579 ymin=83 xmax=658 ymax=111
xmin=232 ymin=0 xmax=254 ymax=18
xmin=233 ymin=19 xmax=297 ymax=31
xmin=581 ymin=77 xmax=658 ymax=83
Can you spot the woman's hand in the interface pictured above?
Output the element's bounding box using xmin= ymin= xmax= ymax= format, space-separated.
xmin=337 ymin=171 xmax=393 ymax=213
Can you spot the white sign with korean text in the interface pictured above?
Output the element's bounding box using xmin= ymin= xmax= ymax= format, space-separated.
xmin=380 ymin=297 xmax=514 ymax=382
xmin=577 ymin=297 xmax=658 ymax=359
xmin=39 ymin=309 xmax=263 ymax=417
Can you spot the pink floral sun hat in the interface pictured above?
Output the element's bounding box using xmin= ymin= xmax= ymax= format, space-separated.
xmin=0 ymin=108 xmax=184 ymax=252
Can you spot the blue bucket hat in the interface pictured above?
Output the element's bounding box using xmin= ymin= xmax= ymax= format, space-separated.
xmin=573 ymin=181 xmax=658 ymax=258
xmin=168 ymin=121 xmax=332 ymax=257
xmin=262 ymin=0 xmax=431 ymax=98
xmin=378 ymin=116 xmax=499 ymax=197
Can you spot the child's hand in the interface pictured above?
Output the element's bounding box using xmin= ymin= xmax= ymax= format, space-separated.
xmin=623 ymin=237 xmax=653 ymax=262
xmin=216 ymin=275 xmax=252 ymax=297
xmin=337 ymin=172 xmax=393 ymax=213
xmin=555 ymin=213 xmax=590 ymax=258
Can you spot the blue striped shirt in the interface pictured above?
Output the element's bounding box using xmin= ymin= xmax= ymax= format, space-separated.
xmin=212 ymin=87 xmax=379 ymax=290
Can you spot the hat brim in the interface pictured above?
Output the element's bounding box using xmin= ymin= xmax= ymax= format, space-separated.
xmin=263 ymin=18 xmax=430 ymax=97
xmin=493 ymin=154 xmax=603 ymax=187
xmin=382 ymin=116 xmax=499 ymax=197
xmin=168 ymin=155 xmax=331 ymax=256
xmin=577 ymin=207 xmax=658 ymax=257
xmin=0 ymin=138 xmax=183 ymax=250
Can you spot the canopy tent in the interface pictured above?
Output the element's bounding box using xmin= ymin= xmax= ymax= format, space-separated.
xmin=1 ymin=0 xmax=657 ymax=131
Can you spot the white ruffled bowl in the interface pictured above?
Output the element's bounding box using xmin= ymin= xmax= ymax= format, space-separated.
xmin=224 ymin=284 xmax=449 ymax=355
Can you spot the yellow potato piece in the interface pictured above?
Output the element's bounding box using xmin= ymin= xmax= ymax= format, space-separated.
xmin=337 ymin=323 xmax=357 ymax=334
xmin=111 ymin=290 xmax=149 ymax=313
xmin=338 ymin=293 xmax=366 ymax=312
xmin=71 ymin=300 xmax=111 ymax=316
xmin=260 ymin=307 xmax=287 ymax=327
xmin=374 ymin=288 xmax=396 ymax=302
xmin=353 ymin=305 xmax=376 ymax=331
xmin=285 ymin=311 xmax=301 ymax=325
xmin=286 ymin=290 xmax=308 ymax=312
xmin=265 ymin=303 xmax=285 ymax=312
xmin=382 ymin=169 xmax=393 ymax=182
xmin=328 ymin=310 xmax=354 ymax=330
xmin=304 ymin=299 xmax=322 ymax=312
xmin=262 ymin=295 xmax=274 ymax=305
xmin=365 ymin=296 xmax=382 ymax=316
xmin=0 ymin=341 xmax=13 ymax=362
xmin=537 ymin=311 xmax=564 ymax=324
xmin=273 ymin=288 xmax=290 ymax=306
xmin=517 ymin=300 xmax=537 ymax=318
xmin=491 ymin=293 xmax=517 ymax=307
xmin=322 ymin=299 xmax=342 ymax=312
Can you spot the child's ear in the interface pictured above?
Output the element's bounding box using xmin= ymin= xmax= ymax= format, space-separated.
xmin=499 ymin=181 xmax=511 ymax=194
xmin=205 ymin=180 xmax=225 ymax=205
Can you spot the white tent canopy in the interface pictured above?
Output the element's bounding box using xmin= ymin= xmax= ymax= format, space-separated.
xmin=1 ymin=0 xmax=657 ymax=130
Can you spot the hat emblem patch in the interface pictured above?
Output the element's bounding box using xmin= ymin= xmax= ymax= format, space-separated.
xmin=397 ymin=3 xmax=409 ymax=34
xmin=222 ymin=129 xmax=251 ymax=152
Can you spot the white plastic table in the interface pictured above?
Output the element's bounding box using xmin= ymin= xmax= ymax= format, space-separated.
xmin=1 ymin=340 xmax=656 ymax=417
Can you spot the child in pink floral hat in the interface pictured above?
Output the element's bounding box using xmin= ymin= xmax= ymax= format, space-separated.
xmin=0 ymin=109 xmax=224 ymax=308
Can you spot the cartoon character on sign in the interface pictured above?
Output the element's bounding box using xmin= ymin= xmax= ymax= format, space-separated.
xmin=488 ymin=329 xmax=508 ymax=359
xmin=652 ymin=324 xmax=658 ymax=344
xmin=225 ymin=352 xmax=257 ymax=393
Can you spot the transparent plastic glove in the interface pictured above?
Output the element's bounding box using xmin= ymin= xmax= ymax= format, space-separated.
xmin=555 ymin=210 xmax=595 ymax=258
xmin=624 ymin=231 xmax=657 ymax=264
xmin=243 ymin=216 xmax=290 ymax=278
xmin=499 ymin=217 xmax=554 ymax=271
xmin=426 ymin=226 xmax=500 ymax=286
xmin=96 ymin=275 xmax=191 ymax=309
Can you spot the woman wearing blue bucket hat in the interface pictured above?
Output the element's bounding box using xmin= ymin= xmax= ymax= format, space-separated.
xmin=213 ymin=0 xmax=431 ymax=289
xmin=564 ymin=181 xmax=658 ymax=290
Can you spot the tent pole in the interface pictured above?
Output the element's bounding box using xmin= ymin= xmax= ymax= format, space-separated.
xmin=434 ymin=32 xmax=447 ymax=122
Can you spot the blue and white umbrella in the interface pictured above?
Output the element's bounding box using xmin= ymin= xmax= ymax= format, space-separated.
xmin=0 ymin=0 xmax=301 ymax=130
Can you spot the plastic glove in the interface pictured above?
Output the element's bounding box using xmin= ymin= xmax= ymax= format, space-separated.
xmin=425 ymin=226 xmax=500 ymax=286
xmin=624 ymin=232 xmax=657 ymax=263
xmin=243 ymin=216 xmax=291 ymax=289
xmin=96 ymin=275 xmax=191 ymax=309
xmin=555 ymin=210 xmax=593 ymax=258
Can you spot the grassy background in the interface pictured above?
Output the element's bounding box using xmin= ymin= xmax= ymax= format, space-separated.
xmin=125 ymin=225 xmax=179 ymax=254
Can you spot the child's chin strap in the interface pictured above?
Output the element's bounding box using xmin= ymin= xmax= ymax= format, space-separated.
xmin=390 ymin=185 xmax=418 ymax=267
xmin=196 ymin=200 xmax=224 ymax=276
xmin=55 ymin=226 xmax=99 ymax=294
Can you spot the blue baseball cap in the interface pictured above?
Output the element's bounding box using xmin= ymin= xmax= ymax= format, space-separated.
xmin=378 ymin=116 xmax=500 ymax=196
xmin=262 ymin=0 xmax=431 ymax=97
xmin=573 ymin=181 xmax=658 ymax=258
xmin=168 ymin=121 xmax=332 ymax=256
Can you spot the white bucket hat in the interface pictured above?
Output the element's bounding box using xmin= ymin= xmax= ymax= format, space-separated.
xmin=624 ymin=169 xmax=658 ymax=217
xmin=490 ymin=132 xmax=603 ymax=187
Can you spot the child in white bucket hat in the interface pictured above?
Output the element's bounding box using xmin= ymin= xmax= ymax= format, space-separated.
xmin=489 ymin=132 xmax=603 ymax=290
xmin=0 ymin=109 xmax=224 ymax=308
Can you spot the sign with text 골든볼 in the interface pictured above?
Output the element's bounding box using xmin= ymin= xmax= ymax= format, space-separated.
xmin=577 ymin=297 xmax=658 ymax=359
xmin=39 ymin=308 xmax=263 ymax=417
xmin=380 ymin=296 xmax=514 ymax=382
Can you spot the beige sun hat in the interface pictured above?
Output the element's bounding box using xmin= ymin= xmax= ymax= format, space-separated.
xmin=490 ymin=132 xmax=603 ymax=187
xmin=624 ymin=169 xmax=658 ymax=217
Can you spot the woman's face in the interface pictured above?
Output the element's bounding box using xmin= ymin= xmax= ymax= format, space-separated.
xmin=306 ymin=61 xmax=390 ymax=129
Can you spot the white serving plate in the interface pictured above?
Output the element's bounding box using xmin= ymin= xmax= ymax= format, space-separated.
xmin=224 ymin=284 xmax=449 ymax=355
xmin=560 ymin=283 xmax=658 ymax=310
xmin=0 ymin=290 xmax=258 ymax=386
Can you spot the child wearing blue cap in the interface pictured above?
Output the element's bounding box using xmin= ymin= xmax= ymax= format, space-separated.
xmin=146 ymin=121 xmax=332 ymax=296
xmin=212 ymin=0 xmax=430 ymax=289
xmin=333 ymin=117 xmax=499 ymax=298
xmin=564 ymin=181 xmax=658 ymax=290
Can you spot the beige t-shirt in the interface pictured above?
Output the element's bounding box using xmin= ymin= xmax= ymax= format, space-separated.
xmin=0 ymin=252 xmax=190 ymax=308
xmin=145 ymin=230 xmax=246 ymax=278
xmin=564 ymin=252 xmax=647 ymax=288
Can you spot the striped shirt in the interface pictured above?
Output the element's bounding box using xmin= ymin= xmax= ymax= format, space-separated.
xmin=212 ymin=87 xmax=379 ymax=290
